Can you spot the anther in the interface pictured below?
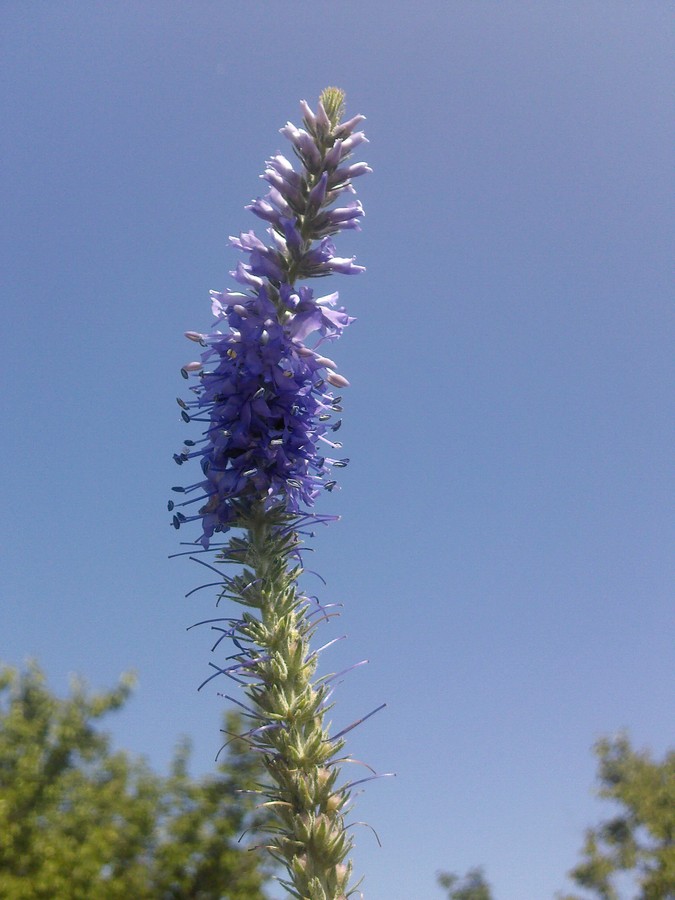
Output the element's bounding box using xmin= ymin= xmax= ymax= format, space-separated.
xmin=326 ymin=370 xmax=350 ymax=388
xmin=315 ymin=355 xmax=338 ymax=369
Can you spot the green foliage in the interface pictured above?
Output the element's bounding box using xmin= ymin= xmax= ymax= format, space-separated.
xmin=560 ymin=735 xmax=675 ymax=900
xmin=0 ymin=661 xmax=271 ymax=900
xmin=437 ymin=737 xmax=674 ymax=900
xmin=437 ymin=866 xmax=493 ymax=900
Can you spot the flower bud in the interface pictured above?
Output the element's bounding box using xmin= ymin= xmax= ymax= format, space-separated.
xmin=326 ymin=370 xmax=350 ymax=388
xmin=314 ymin=355 xmax=338 ymax=370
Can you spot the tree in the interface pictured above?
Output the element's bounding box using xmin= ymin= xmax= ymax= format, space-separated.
xmin=0 ymin=661 xmax=272 ymax=900
xmin=437 ymin=737 xmax=674 ymax=900
xmin=560 ymin=735 xmax=675 ymax=900
xmin=437 ymin=866 xmax=494 ymax=900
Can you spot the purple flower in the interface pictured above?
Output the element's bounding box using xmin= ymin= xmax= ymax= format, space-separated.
xmin=172 ymin=95 xmax=369 ymax=546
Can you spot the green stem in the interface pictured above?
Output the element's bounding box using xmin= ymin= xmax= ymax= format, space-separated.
xmin=230 ymin=507 xmax=355 ymax=900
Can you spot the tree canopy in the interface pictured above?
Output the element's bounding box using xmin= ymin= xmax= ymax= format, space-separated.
xmin=560 ymin=735 xmax=675 ymax=900
xmin=0 ymin=661 xmax=271 ymax=900
xmin=437 ymin=866 xmax=493 ymax=900
xmin=437 ymin=736 xmax=674 ymax=900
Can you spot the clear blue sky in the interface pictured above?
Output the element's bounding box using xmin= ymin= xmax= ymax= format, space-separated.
xmin=1 ymin=3 xmax=672 ymax=898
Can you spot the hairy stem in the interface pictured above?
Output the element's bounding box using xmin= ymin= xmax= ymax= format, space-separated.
xmin=225 ymin=507 xmax=354 ymax=900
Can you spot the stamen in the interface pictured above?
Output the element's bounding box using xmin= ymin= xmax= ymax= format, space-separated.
xmin=330 ymin=703 xmax=387 ymax=741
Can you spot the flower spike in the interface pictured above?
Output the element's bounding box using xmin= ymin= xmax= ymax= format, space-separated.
xmin=172 ymin=91 xmax=385 ymax=900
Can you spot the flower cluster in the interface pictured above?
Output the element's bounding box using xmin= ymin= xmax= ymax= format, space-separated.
xmin=171 ymin=90 xmax=370 ymax=547
xmin=172 ymin=91 xmax=386 ymax=900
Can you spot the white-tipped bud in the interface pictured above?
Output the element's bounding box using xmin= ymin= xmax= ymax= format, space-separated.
xmin=182 ymin=361 xmax=203 ymax=372
xmin=314 ymin=355 xmax=338 ymax=370
xmin=326 ymin=370 xmax=350 ymax=388
xmin=184 ymin=331 xmax=204 ymax=342
xmin=233 ymin=304 xmax=248 ymax=317
xmin=300 ymin=99 xmax=317 ymax=127
xmin=315 ymin=99 xmax=331 ymax=131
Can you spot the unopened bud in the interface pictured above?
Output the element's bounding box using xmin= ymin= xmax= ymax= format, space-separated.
xmin=326 ymin=370 xmax=350 ymax=388
xmin=315 ymin=355 xmax=338 ymax=370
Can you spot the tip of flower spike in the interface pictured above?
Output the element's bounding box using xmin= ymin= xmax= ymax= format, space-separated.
xmin=319 ymin=87 xmax=346 ymax=129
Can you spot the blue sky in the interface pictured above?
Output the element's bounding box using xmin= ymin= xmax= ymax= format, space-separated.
xmin=1 ymin=3 xmax=672 ymax=898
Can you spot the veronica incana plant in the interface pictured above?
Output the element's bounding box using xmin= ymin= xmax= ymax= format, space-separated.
xmin=170 ymin=89 xmax=384 ymax=900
